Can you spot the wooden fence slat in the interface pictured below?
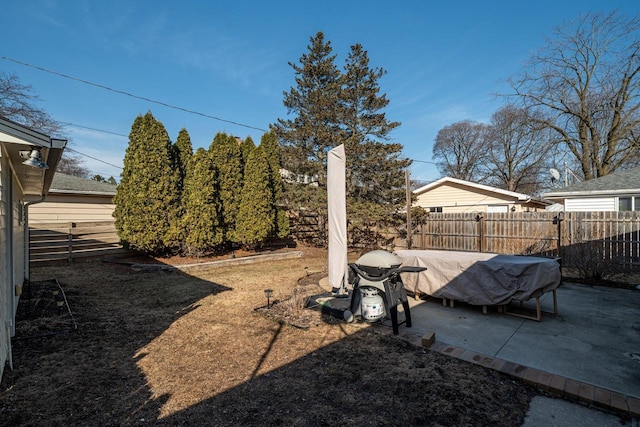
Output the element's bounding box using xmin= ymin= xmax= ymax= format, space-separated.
xmin=29 ymin=221 xmax=123 ymax=264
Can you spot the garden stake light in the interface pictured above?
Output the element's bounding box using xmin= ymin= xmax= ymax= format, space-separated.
xmin=264 ymin=289 xmax=273 ymax=308
xmin=56 ymin=295 xmax=65 ymax=315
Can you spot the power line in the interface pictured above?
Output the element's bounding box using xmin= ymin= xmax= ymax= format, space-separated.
xmin=409 ymin=159 xmax=437 ymax=165
xmin=2 ymin=56 xmax=439 ymax=174
xmin=1 ymin=56 xmax=269 ymax=132
xmin=65 ymin=147 xmax=122 ymax=170
xmin=60 ymin=121 xmax=128 ymax=138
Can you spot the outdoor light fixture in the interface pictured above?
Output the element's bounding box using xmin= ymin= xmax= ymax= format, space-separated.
xmin=21 ymin=148 xmax=48 ymax=169
xmin=56 ymin=294 xmax=65 ymax=315
xmin=264 ymin=289 xmax=274 ymax=308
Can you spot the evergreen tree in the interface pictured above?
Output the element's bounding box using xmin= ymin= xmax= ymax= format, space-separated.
xmin=165 ymin=128 xmax=194 ymax=247
xmin=174 ymin=128 xmax=193 ymax=185
xmin=273 ymin=34 xmax=406 ymax=224
xmin=209 ymin=132 xmax=244 ymax=243
xmin=272 ymin=31 xmax=343 ymax=187
xmin=260 ymin=131 xmax=284 ymax=201
xmin=260 ymin=131 xmax=290 ymax=238
xmin=341 ymin=43 xmax=408 ymax=215
xmin=113 ymin=112 xmax=181 ymax=254
xmin=180 ymin=148 xmax=223 ymax=255
xmin=240 ymin=135 xmax=256 ymax=166
xmin=235 ymin=146 xmax=275 ymax=248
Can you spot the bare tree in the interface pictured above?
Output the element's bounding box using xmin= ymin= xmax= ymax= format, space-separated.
xmin=483 ymin=106 xmax=554 ymax=193
xmin=0 ymin=72 xmax=89 ymax=177
xmin=432 ymin=120 xmax=488 ymax=181
xmin=0 ymin=72 xmax=61 ymax=135
xmin=56 ymin=152 xmax=90 ymax=177
xmin=508 ymin=11 xmax=640 ymax=180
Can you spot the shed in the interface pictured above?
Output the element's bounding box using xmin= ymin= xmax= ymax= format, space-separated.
xmin=0 ymin=116 xmax=66 ymax=379
xmin=413 ymin=177 xmax=549 ymax=213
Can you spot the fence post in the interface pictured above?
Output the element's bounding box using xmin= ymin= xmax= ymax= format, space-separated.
xmin=67 ymin=230 xmax=73 ymax=263
xmin=405 ymin=168 xmax=412 ymax=250
xmin=476 ymin=213 xmax=485 ymax=252
xmin=555 ymin=211 xmax=565 ymax=259
xmin=67 ymin=222 xmax=76 ymax=263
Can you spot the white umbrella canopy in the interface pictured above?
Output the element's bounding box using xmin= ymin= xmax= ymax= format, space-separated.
xmin=327 ymin=144 xmax=348 ymax=295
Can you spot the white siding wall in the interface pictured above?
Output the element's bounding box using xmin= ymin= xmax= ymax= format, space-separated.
xmin=415 ymin=182 xmax=517 ymax=213
xmin=0 ymin=155 xmax=9 ymax=376
xmin=0 ymin=153 xmax=27 ymax=380
xmin=565 ymin=197 xmax=616 ymax=212
xmin=12 ymin=179 xmax=24 ymax=319
xmin=29 ymin=194 xmax=115 ymax=224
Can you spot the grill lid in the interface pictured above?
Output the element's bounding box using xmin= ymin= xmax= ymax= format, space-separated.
xmin=355 ymin=250 xmax=402 ymax=269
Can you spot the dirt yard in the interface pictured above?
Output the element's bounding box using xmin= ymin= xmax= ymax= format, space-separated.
xmin=0 ymin=245 xmax=537 ymax=426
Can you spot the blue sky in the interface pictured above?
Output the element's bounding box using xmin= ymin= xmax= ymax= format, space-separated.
xmin=1 ymin=1 xmax=637 ymax=182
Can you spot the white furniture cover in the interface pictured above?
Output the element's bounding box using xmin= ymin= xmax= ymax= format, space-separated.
xmin=394 ymin=249 xmax=561 ymax=306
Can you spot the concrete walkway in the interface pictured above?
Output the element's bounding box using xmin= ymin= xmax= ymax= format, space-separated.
xmin=395 ymin=282 xmax=640 ymax=423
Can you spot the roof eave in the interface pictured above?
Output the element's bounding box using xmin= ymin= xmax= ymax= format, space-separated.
xmin=414 ymin=176 xmax=539 ymax=202
xmin=49 ymin=189 xmax=116 ymax=196
xmin=543 ymin=188 xmax=640 ymax=198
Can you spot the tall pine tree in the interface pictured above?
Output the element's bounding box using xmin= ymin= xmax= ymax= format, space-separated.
xmin=274 ymin=34 xmax=406 ymax=224
xmin=113 ymin=112 xmax=180 ymax=254
xmin=209 ymin=132 xmax=244 ymax=244
xmin=273 ymin=31 xmax=344 ymax=187
xmin=341 ymin=43 xmax=408 ymax=214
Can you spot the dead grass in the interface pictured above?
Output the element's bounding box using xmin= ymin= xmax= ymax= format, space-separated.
xmin=0 ymin=244 xmax=536 ymax=426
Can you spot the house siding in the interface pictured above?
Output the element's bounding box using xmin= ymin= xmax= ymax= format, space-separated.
xmin=12 ymin=179 xmax=24 ymax=320
xmin=0 ymin=155 xmax=9 ymax=374
xmin=29 ymin=194 xmax=115 ymax=224
xmin=0 ymin=151 xmax=28 ymax=379
xmin=565 ymin=197 xmax=616 ymax=212
xmin=415 ymin=182 xmax=518 ymax=213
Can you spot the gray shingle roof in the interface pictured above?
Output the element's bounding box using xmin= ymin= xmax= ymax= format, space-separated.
xmin=50 ymin=173 xmax=117 ymax=195
xmin=544 ymin=166 xmax=640 ymax=197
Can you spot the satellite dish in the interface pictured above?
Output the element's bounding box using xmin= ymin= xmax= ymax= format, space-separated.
xmin=550 ymin=168 xmax=561 ymax=182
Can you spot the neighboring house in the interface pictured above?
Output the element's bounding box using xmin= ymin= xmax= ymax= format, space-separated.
xmin=280 ymin=168 xmax=318 ymax=186
xmin=542 ymin=167 xmax=640 ymax=212
xmin=413 ymin=177 xmax=549 ymax=213
xmin=28 ymin=173 xmax=117 ymax=224
xmin=0 ymin=116 xmax=66 ymax=379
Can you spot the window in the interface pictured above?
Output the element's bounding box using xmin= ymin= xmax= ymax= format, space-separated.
xmin=429 ymin=207 xmax=443 ymax=213
xmin=619 ymin=197 xmax=632 ymax=211
xmin=619 ymin=196 xmax=640 ymax=211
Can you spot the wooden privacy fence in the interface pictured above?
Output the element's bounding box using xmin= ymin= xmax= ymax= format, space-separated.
xmin=29 ymin=221 xmax=124 ymax=264
xmin=406 ymin=212 xmax=559 ymax=256
xmin=287 ymin=210 xmax=326 ymax=245
xmin=389 ymin=211 xmax=640 ymax=273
